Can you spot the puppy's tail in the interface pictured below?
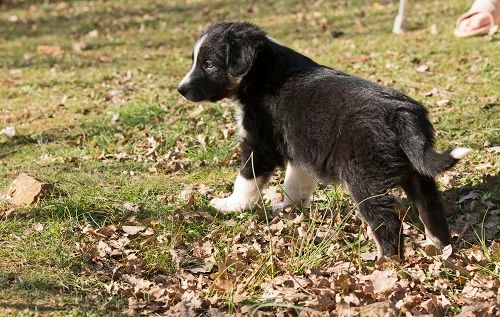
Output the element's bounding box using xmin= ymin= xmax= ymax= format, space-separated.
xmin=406 ymin=146 xmax=471 ymax=177
xmin=396 ymin=110 xmax=472 ymax=177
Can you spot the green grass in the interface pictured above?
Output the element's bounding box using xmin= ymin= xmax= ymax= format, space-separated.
xmin=0 ymin=0 xmax=499 ymax=315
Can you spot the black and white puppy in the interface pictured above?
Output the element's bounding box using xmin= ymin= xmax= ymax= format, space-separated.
xmin=177 ymin=22 xmax=471 ymax=258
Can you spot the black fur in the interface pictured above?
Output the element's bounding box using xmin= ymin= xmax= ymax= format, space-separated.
xmin=178 ymin=22 xmax=467 ymax=258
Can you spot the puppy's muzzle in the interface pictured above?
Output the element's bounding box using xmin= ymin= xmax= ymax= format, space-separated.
xmin=177 ymin=84 xmax=205 ymax=102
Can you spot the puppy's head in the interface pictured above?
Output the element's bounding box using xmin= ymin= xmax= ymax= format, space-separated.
xmin=177 ymin=22 xmax=265 ymax=102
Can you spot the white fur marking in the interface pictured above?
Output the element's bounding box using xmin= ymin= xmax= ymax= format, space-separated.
xmin=179 ymin=34 xmax=207 ymax=87
xmin=234 ymin=102 xmax=247 ymax=139
xmin=450 ymin=147 xmax=472 ymax=159
xmin=210 ymin=174 xmax=265 ymax=213
xmin=282 ymin=163 xmax=317 ymax=208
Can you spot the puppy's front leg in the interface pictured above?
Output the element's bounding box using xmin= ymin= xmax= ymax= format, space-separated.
xmin=210 ymin=138 xmax=278 ymax=213
xmin=210 ymin=173 xmax=268 ymax=213
xmin=274 ymin=163 xmax=317 ymax=210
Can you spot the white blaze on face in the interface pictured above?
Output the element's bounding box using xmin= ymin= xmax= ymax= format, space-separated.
xmin=179 ymin=34 xmax=207 ymax=87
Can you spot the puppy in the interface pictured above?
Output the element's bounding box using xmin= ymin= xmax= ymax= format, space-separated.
xmin=177 ymin=22 xmax=470 ymax=258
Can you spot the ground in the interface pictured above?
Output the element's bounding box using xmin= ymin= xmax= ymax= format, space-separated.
xmin=0 ymin=0 xmax=499 ymax=316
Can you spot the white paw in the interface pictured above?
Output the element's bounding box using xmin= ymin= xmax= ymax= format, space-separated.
xmin=451 ymin=147 xmax=472 ymax=159
xmin=210 ymin=196 xmax=250 ymax=213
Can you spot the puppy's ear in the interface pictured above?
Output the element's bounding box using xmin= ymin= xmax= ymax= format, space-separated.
xmin=226 ymin=27 xmax=263 ymax=77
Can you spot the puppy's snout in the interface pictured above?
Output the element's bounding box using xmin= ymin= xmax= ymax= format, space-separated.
xmin=177 ymin=84 xmax=188 ymax=97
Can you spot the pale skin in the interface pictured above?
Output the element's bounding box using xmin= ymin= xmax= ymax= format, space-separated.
xmin=457 ymin=12 xmax=491 ymax=31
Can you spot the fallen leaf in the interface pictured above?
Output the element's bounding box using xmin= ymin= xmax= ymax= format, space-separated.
xmin=0 ymin=174 xmax=53 ymax=206
xmin=436 ymin=99 xmax=449 ymax=107
xmin=263 ymin=186 xmax=282 ymax=206
xmin=97 ymin=240 xmax=112 ymax=257
xmin=36 ymin=45 xmax=63 ymax=57
xmin=362 ymin=270 xmax=398 ymax=294
xmin=122 ymin=225 xmax=145 ymax=235
xmin=123 ymin=202 xmax=140 ymax=212
xmin=441 ymin=244 xmax=453 ymax=260
xmin=485 ymin=146 xmax=500 ymax=153
xmin=423 ymin=244 xmax=440 ymax=256
xmin=416 ymin=64 xmax=429 ymax=73
xmin=33 ymin=223 xmax=44 ymax=232
xmin=361 ymin=250 xmax=377 ymax=261
xmin=458 ymin=191 xmax=479 ymax=204
xmin=181 ymin=290 xmax=202 ymax=309
xmin=357 ymin=301 xmax=397 ymax=316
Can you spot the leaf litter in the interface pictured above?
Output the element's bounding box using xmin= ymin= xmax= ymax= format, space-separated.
xmin=74 ymin=188 xmax=499 ymax=316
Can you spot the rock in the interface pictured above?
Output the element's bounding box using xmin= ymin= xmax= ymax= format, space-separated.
xmin=0 ymin=173 xmax=53 ymax=206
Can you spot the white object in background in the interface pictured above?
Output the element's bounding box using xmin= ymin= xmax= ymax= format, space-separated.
xmin=0 ymin=126 xmax=16 ymax=138
xmin=393 ymin=0 xmax=408 ymax=34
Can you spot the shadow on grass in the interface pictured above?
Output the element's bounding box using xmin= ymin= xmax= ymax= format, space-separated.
xmin=443 ymin=175 xmax=500 ymax=247
xmin=0 ymin=271 xmax=123 ymax=316
xmin=0 ymin=136 xmax=39 ymax=159
xmin=0 ymin=272 xmax=67 ymax=313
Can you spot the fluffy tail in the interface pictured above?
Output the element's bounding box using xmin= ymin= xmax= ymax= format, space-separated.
xmin=408 ymin=146 xmax=471 ymax=177
xmin=396 ymin=110 xmax=472 ymax=177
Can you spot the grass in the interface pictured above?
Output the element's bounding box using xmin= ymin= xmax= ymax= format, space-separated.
xmin=0 ymin=0 xmax=499 ymax=315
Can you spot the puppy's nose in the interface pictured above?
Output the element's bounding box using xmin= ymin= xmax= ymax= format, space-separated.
xmin=177 ymin=85 xmax=188 ymax=96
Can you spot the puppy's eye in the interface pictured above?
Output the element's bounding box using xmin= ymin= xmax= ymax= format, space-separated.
xmin=204 ymin=61 xmax=215 ymax=69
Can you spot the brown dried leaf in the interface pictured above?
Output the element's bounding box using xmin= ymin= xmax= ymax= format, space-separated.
xmin=357 ymin=301 xmax=397 ymax=317
xmin=36 ymin=44 xmax=63 ymax=57
xmin=362 ymin=269 xmax=398 ymax=294
xmin=123 ymin=202 xmax=140 ymax=212
xmin=122 ymin=225 xmax=145 ymax=235
xmin=0 ymin=173 xmax=53 ymax=206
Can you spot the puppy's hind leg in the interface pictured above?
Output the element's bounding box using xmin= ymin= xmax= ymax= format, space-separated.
xmin=346 ymin=182 xmax=404 ymax=258
xmin=402 ymin=174 xmax=451 ymax=248
xmin=274 ymin=163 xmax=317 ymax=210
